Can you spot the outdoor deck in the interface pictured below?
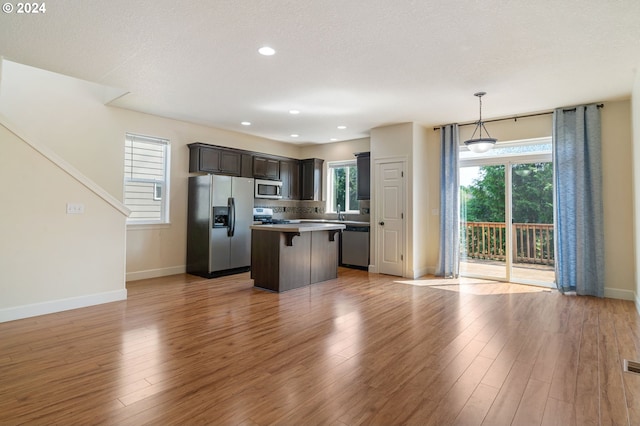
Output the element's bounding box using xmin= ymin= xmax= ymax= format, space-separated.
xmin=461 ymin=259 xmax=555 ymax=284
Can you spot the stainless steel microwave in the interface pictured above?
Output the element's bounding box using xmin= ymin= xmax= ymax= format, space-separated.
xmin=255 ymin=179 xmax=283 ymax=199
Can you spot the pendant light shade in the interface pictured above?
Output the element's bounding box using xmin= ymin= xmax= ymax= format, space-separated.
xmin=464 ymin=92 xmax=497 ymax=153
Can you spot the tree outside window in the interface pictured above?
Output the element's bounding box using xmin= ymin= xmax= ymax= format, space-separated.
xmin=328 ymin=161 xmax=359 ymax=213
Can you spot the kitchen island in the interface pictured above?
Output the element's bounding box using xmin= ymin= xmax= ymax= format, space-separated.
xmin=250 ymin=223 xmax=345 ymax=292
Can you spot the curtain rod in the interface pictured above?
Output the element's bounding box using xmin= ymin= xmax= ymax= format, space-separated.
xmin=432 ymin=104 xmax=604 ymax=131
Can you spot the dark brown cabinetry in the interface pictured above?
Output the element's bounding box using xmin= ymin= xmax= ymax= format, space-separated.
xmin=355 ymin=152 xmax=370 ymax=200
xmin=240 ymin=154 xmax=253 ymax=178
xmin=219 ymin=150 xmax=242 ymax=175
xmin=280 ymin=160 xmax=300 ymax=200
xmin=189 ymin=144 xmax=324 ymax=201
xmin=188 ymin=143 xmax=242 ymax=176
xmin=253 ymin=156 xmax=280 ymax=180
xmin=300 ymin=158 xmax=324 ymax=201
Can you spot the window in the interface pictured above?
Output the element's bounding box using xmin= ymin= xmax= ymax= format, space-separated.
xmin=124 ymin=133 xmax=170 ymax=224
xmin=327 ymin=160 xmax=359 ymax=213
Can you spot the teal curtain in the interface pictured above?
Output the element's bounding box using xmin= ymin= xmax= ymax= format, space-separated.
xmin=435 ymin=124 xmax=460 ymax=278
xmin=553 ymin=104 xmax=604 ymax=296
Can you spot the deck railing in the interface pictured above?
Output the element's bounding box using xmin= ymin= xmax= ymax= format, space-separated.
xmin=461 ymin=222 xmax=554 ymax=265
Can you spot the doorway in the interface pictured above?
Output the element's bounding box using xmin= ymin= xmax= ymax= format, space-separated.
xmin=375 ymin=160 xmax=405 ymax=276
xmin=459 ymin=139 xmax=555 ymax=286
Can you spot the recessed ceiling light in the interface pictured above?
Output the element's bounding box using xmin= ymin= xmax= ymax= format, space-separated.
xmin=289 ymin=110 xmax=300 ymax=115
xmin=241 ymin=121 xmax=251 ymax=126
xmin=290 ymin=134 xmax=299 ymax=138
xmin=337 ymin=125 xmax=347 ymax=129
xmin=330 ymin=138 xmax=337 ymax=142
xmin=258 ymin=46 xmax=276 ymax=56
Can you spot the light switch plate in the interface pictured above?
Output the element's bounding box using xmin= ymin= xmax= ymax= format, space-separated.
xmin=66 ymin=203 xmax=85 ymax=214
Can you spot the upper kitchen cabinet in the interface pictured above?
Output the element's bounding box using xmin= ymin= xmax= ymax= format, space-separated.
xmin=355 ymin=152 xmax=370 ymax=200
xmin=280 ymin=160 xmax=300 ymax=200
xmin=188 ymin=143 xmax=242 ymax=176
xmin=300 ymin=158 xmax=324 ymax=201
xmin=240 ymin=154 xmax=253 ymax=178
xmin=253 ymin=156 xmax=280 ymax=180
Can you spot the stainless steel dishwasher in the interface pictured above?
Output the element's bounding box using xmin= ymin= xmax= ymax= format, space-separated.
xmin=341 ymin=225 xmax=370 ymax=269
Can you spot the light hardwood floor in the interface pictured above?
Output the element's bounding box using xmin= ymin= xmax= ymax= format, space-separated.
xmin=1 ymin=269 xmax=639 ymax=425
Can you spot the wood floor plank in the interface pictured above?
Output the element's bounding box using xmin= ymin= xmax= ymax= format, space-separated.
xmin=511 ymin=378 xmax=551 ymax=426
xmin=452 ymin=382 xmax=500 ymax=426
xmin=574 ymin=322 xmax=600 ymax=426
xmin=599 ymin=299 xmax=632 ymax=426
xmin=541 ymin=396 xmax=576 ymax=426
xmin=482 ymin=360 xmax=535 ymax=426
xmin=0 ymin=270 xmax=637 ymax=425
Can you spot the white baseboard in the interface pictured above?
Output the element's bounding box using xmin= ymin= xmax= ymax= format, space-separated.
xmin=126 ymin=265 xmax=186 ymax=282
xmin=636 ymin=292 xmax=640 ymax=315
xmin=0 ymin=289 xmax=127 ymax=323
xmin=604 ymin=287 xmax=636 ymax=301
xmin=368 ymin=264 xmax=377 ymax=274
xmin=412 ymin=266 xmax=433 ymax=279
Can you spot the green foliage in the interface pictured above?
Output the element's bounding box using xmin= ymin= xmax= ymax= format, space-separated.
xmin=334 ymin=167 xmax=346 ymax=209
xmin=333 ymin=165 xmax=359 ymax=211
xmin=462 ymin=162 xmax=553 ymax=224
xmin=511 ymin=163 xmax=554 ymax=223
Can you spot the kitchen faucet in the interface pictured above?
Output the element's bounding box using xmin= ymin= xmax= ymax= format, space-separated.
xmin=337 ymin=204 xmax=344 ymax=221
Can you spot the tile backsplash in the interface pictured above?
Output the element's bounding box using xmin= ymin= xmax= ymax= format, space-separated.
xmin=254 ymin=199 xmax=370 ymax=222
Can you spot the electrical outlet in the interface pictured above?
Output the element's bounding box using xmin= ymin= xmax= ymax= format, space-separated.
xmin=66 ymin=203 xmax=85 ymax=214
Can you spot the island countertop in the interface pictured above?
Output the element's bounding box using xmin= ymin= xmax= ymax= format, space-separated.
xmin=250 ymin=223 xmax=346 ymax=232
xmin=251 ymin=223 xmax=345 ymax=292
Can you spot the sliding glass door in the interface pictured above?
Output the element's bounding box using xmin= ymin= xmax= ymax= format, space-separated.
xmin=511 ymin=162 xmax=555 ymax=283
xmin=459 ymin=139 xmax=554 ymax=286
xmin=460 ymin=165 xmax=507 ymax=280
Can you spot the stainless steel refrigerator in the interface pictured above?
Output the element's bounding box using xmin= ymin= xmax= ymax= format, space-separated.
xmin=187 ymin=175 xmax=254 ymax=278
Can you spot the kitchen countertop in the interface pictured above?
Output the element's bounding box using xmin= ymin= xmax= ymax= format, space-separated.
xmin=296 ymin=219 xmax=370 ymax=227
xmin=250 ymin=223 xmax=346 ymax=232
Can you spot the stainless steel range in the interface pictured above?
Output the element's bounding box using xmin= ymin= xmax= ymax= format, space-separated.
xmin=252 ymin=208 xmax=300 ymax=224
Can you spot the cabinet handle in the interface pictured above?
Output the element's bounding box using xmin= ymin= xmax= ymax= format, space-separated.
xmin=379 ymin=221 xmax=385 ymax=226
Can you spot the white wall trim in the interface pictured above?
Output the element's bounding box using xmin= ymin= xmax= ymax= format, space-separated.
xmin=372 ymin=156 xmax=409 ymax=278
xmin=0 ymin=113 xmax=130 ymax=217
xmin=126 ymin=265 xmax=186 ymax=282
xmin=604 ymin=287 xmax=636 ymax=301
xmin=412 ymin=266 xmax=431 ymax=279
xmin=0 ymin=289 xmax=127 ymax=323
xmin=635 ymin=292 xmax=640 ymax=315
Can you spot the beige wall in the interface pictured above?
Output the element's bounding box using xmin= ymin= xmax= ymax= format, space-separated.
xmin=299 ymin=137 xmax=370 ymax=203
xmin=458 ymin=113 xmax=553 ymax=143
xmin=370 ymin=123 xmax=421 ymax=277
xmin=425 ymin=126 xmax=442 ymax=273
xmin=600 ymin=100 xmax=635 ymax=299
xmin=0 ymin=61 xmax=301 ymax=281
xmin=110 ymin=108 xmax=299 ymax=280
xmin=0 ymin=124 xmax=127 ymax=321
xmin=412 ymin=124 xmax=431 ymax=276
xmin=2 ymin=58 xmax=636 ymax=306
xmin=632 ymin=71 xmax=640 ymax=310
xmin=430 ymin=101 xmax=635 ymax=299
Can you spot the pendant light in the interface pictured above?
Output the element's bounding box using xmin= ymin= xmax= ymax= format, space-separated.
xmin=464 ymin=91 xmax=497 ymax=153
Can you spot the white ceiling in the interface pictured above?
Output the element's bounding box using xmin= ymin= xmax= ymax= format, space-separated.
xmin=2 ymin=0 xmax=640 ymax=144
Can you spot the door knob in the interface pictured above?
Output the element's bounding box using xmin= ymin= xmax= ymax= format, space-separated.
xmin=379 ymin=221 xmax=385 ymax=226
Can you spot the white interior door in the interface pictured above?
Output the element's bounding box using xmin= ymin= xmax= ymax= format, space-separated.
xmin=377 ymin=161 xmax=404 ymax=276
